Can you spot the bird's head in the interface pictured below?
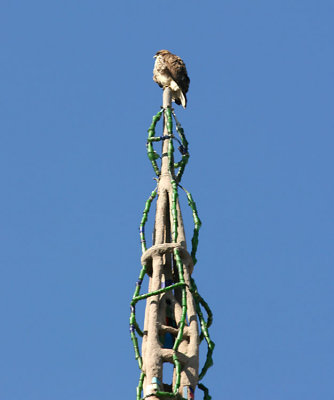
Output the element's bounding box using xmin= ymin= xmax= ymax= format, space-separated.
xmin=153 ymin=49 xmax=171 ymax=58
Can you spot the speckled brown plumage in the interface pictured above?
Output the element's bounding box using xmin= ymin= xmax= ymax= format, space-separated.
xmin=153 ymin=50 xmax=190 ymax=108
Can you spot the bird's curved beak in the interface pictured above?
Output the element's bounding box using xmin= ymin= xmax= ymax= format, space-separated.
xmin=153 ymin=55 xmax=157 ymax=59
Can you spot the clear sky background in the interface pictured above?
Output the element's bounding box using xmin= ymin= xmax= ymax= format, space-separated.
xmin=1 ymin=1 xmax=333 ymax=399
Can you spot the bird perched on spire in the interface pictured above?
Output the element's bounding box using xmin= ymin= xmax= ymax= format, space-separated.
xmin=153 ymin=50 xmax=190 ymax=108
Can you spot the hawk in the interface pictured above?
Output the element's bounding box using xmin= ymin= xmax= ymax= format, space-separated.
xmin=153 ymin=50 xmax=190 ymax=108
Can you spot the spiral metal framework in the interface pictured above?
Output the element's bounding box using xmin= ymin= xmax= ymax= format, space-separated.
xmin=130 ymin=89 xmax=214 ymax=400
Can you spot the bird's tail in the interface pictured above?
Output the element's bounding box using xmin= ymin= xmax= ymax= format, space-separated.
xmin=170 ymin=80 xmax=187 ymax=108
xmin=179 ymin=91 xmax=187 ymax=108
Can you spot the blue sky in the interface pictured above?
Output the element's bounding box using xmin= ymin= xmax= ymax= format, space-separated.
xmin=1 ymin=1 xmax=333 ymax=399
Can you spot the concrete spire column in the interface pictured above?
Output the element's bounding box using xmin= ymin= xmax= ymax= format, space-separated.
xmin=141 ymin=88 xmax=199 ymax=399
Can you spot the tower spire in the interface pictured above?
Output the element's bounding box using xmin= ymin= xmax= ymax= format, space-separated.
xmin=130 ymin=88 xmax=214 ymax=400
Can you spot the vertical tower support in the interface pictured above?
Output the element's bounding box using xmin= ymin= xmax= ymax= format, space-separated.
xmin=130 ymin=88 xmax=214 ymax=400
